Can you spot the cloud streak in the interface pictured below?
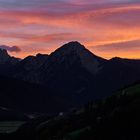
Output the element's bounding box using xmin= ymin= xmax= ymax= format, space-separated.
xmin=92 ymin=40 xmax=140 ymax=59
xmin=95 ymin=40 xmax=140 ymax=51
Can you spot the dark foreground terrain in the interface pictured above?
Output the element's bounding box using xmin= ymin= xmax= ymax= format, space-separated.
xmin=1 ymin=82 xmax=140 ymax=140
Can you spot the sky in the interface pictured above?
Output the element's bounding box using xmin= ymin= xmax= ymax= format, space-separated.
xmin=0 ymin=0 xmax=139 ymax=59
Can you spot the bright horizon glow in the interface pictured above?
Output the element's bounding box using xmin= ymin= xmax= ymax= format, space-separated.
xmin=0 ymin=0 xmax=139 ymax=59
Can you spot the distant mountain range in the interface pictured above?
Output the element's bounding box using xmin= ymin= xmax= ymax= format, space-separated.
xmin=0 ymin=41 xmax=140 ymax=116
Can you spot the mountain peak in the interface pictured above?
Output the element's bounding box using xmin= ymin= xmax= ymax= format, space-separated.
xmin=0 ymin=48 xmax=9 ymax=56
xmin=47 ymin=41 xmax=106 ymax=75
xmin=50 ymin=41 xmax=87 ymax=58
xmin=64 ymin=41 xmax=84 ymax=47
xmin=0 ymin=48 xmax=10 ymax=63
xmin=51 ymin=41 xmax=86 ymax=55
xmin=61 ymin=41 xmax=85 ymax=51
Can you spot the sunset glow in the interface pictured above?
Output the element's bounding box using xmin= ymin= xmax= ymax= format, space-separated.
xmin=0 ymin=0 xmax=140 ymax=59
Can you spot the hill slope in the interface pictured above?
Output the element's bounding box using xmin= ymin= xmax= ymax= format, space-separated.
xmin=11 ymin=82 xmax=140 ymax=140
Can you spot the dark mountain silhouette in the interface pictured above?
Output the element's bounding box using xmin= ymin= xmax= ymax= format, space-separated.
xmin=0 ymin=49 xmax=10 ymax=64
xmin=0 ymin=49 xmax=20 ymax=65
xmin=10 ymin=53 xmax=49 ymax=82
xmin=0 ymin=49 xmax=20 ymax=75
xmin=0 ymin=41 xmax=140 ymax=115
xmin=11 ymin=41 xmax=140 ymax=101
xmin=93 ymin=57 xmax=140 ymax=98
xmin=37 ymin=41 xmax=107 ymax=103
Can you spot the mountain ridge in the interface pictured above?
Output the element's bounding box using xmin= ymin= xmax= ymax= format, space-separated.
xmin=2 ymin=41 xmax=140 ymax=61
xmin=0 ymin=41 xmax=140 ymax=115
